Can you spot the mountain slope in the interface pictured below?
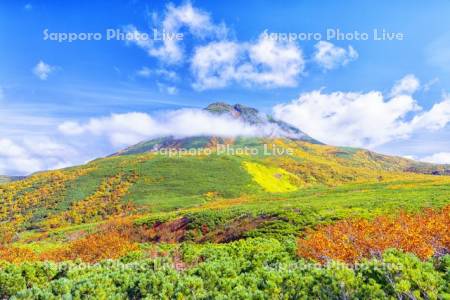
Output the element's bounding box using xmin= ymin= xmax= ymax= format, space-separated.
xmin=112 ymin=102 xmax=449 ymax=176
xmin=1 ymin=139 xmax=449 ymax=233
xmin=0 ymin=103 xmax=449 ymax=239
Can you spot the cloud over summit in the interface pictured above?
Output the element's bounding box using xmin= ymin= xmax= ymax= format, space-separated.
xmin=59 ymin=108 xmax=286 ymax=147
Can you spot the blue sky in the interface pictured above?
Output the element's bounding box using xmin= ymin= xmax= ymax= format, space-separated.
xmin=1 ymin=0 xmax=450 ymax=175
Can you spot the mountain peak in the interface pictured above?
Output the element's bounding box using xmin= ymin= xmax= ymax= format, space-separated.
xmin=204 ymin=102 xmax=235 ymax=113
xmin=114 ymin=102 xmax=322 ymax=156
xmin=205 ymin=102 xmax=262 ymax=124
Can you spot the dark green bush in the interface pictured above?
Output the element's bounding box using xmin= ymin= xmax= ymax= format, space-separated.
xmin=1 ymin=239 xmax=448 ymax=299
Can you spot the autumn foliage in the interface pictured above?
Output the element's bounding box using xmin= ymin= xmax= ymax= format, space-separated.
xmin=0 ymin=219 xmax=140 ymax=264
xmin=297 ymin=205 xmax=450 ymax=263
xmin=0 ymin=246 xmax=38 ymax=264
xmin=43 ymin=232 xmax=138 ymax=263
xmin=43 ymin=173 xmax=137 ymax=229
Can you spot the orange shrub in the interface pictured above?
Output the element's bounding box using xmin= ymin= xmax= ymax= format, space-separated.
xmin=0 ymin=223 xmax=15 ymax=245
xmin=0 ymin=246 xmax=37 ymax=263
xmin=297 ymin=205 xmax=450 ymax=263
xmin=43 ymin=231 xmax=139 ymax=263
xmin=0 ymin=218 xmax=142 ymax=264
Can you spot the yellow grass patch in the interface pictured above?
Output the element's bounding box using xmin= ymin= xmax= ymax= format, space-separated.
xmin=243 ymin=162 xmax=299 ymax=193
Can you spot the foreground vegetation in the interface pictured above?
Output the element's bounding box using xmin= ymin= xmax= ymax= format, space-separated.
xmin=1 ymin=138 xmax=449 ymax=298
xmin=1 ymin=239 xmax=449 ymax=299
xmin=0 ymin=203 xmax=448 ymax=298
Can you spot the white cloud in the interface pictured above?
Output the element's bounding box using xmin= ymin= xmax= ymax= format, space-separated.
xmin=421 ymin=152 xmax=450 ymax=164
xmin=54 ymin=121 xmax=84 ymax=135
xmin=423 ymin=78 xmax=439 ymax=92
xmin=390 ymin=74 xmax=420 ymax=96
xmin=58 ymin=110 xmax=254 ymax=147
xmin=157 ymin=82 xmax=178 ymax=95
xmin=0 ymin=138 xmax=74 ymax=175
xmin=191 ymin=34 xmax=304 ymax=90
xmin=0 ymin=139 xmax=27 ymax=158
xmin=410 ymin=95 xmax=450 ymax=130
xmin=127 ymin=3 xmax=305 ymax=90
xmin=32 ymin=60 xmax=54 ymax=80
xmin=0 ymin=103 xmax=99 ymax=175
xmin=155 ymin=68 xmax=178 ymax=81
xmin=125 ymin=2 xmax=226 ymax=64
xmin=163 ymin=2 xmax=227 ymax=38
xmin=58 ymin=108 xmax=296 ymax=148
xmin=166 ymin=86 xmax=178 ymax=95
xmin=274 ymin=91 xmax=416 ymax=147
xmin=136 ymin=67 xmax=178 ymax=80
xmin=313 ymin=41 xmax=358 ymax=70
xmin=402 ymin=155 xmax=417 ymax=160
xmin=244 ymin=35 xmax=304 ymax=87
xmin=23 ymin=137 xmax=77 ymax=158
xmin=273 ymin=77 xmax=450 ymax=148
xmin=191 ymin=41 xmax=240 ymax=89
xmin=136 ymin=66 xmax=151 ymax=78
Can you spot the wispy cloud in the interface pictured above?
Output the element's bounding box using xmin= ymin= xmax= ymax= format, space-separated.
xmin=54 ymin=84 xmax=184 ymax=107
xmin=136 ymin=67 xmax=178 ymax=81
xmin=32 ymin=60 xmax=55 ymax=80
xmin=389 ymin=74 xmax=420 ymax=97
xmin=157 ymin=82 xmax=178 ymax=95
xmin=125 ymin=1 xmax=227 ymax=64
xmin=127 ymin=2 xmax=304 ymax=90
xmin=423 ymin=78 xmax=439 ymax=92
xmin=136 ymin=66 xmax=152 ymax=78
xmin=313 ymin=41 xmax=358 ymax=70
